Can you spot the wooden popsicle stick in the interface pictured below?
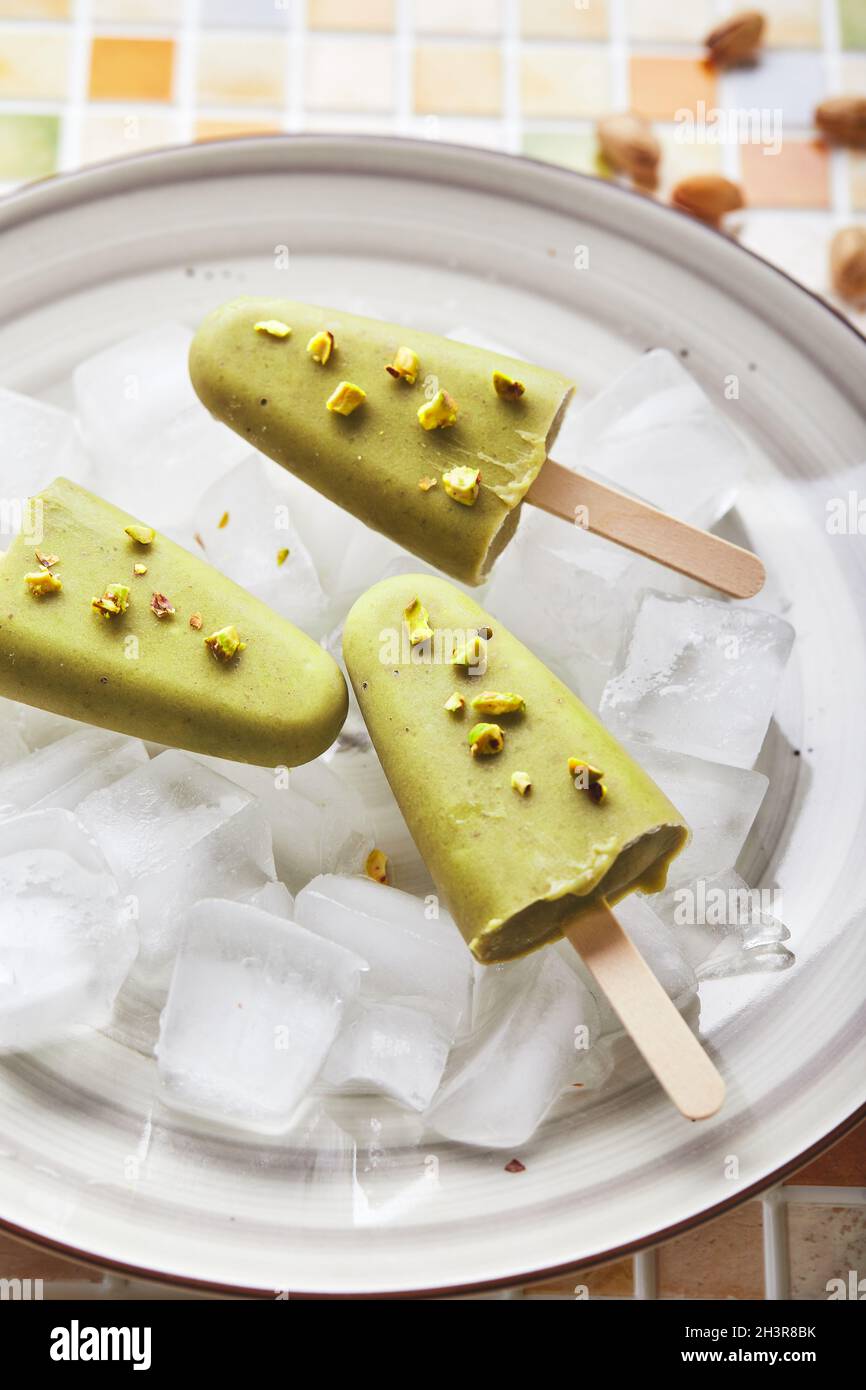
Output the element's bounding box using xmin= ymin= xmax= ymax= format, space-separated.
xmin=527 ymin=459 xmax=765 ymax=600
xmin=564 ymin=903 xmax=725 ymax=1121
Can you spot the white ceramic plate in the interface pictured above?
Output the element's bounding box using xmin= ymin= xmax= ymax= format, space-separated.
xmin=0 ymin=137 xmax=864 ymax=1298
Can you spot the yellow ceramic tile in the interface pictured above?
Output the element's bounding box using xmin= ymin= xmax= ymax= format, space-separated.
xmin=656 ymin=126 xmax=723 ymax=190
xmin=788 ymin=1205 xmax=866 ymax=1300
xmin=414 ymin=0 xmax=502 ymax=35
xmin=0 ymin=0 xmax=68 ymax=14
xmin=308 ymin=0 xmax=394 ymax=29
xmin=414 ymin=45 xmax=502 ymax=116
xmin=840 ymin=56 xmax=866 ymax=91
xmin=89 ymin=37 xmax=175 ymax=102
xmin=195 ymin=118 xmax=283 ymax=141
xmin=521 ymin=47 xmax=611 ymax=118
xmin=305 ymin=39 xmax=394 ymax=112
xmin=92 ymin=0 xmax=182 ymax=19
xmin=520 ymin=0 xmax=607 ymax=40
xmin=629 ymin=56 xmax=717 ymax=122
xmin=0 ymin=30 xmax=68 ymax=100
xmin=659 ymin=1201 xmax=765 ymax=1299
xmin=741 ymin=138 xmax=830 ymax=208
xmin=762 ymin=0 xmax=822 ymax=46
xmin=522 ymin=129 xmax=600 ymax=175
xmin=196 ymin=34 xmax=286 ymax=108
xmin=0 ymin=113 xmax=59 ymax=179
xmin=851 ymin=154 xmax=866 ymax=212
xmin=80 ymin=112 xmax=180 ymax=165
xmin=626 ymin=0 xmax=713 ymax=41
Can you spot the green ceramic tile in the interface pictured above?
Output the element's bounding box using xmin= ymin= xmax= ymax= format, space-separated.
xmin=839 ymin=0 xmax=866 ymax=49
xmin=0 ymin=114 xmax=60 ymax=180
xmin=521 ymin=130 xmax=603 ymax=175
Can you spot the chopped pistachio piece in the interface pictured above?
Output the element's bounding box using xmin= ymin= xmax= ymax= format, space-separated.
xmin=493 ymin=370 xmax=526 ymax=400
xmin=418 ymin=389 xmax=458 ymax=431
xmin=511 ymin=771 xmax=532 ymax=796
xmin=569 ymin=759 xmax=607 ymax=803
xmin=150 ymin=592 xmax=175 ymax=619
xmin=403 ymin=596 xmax=433 ymax=647
xmin=442 ymin=464 xmax=481 ymax=506
xmin=449 ymin=632 xmax=485 ymax=668
xmin=217 ymin=511 xmax=229 ymax=530
xmin=276 ymin=547 xmax=290 ymax=566
xmin=444 ymin=691 xmax=465 ymax=713
xmin=204 ymin=624 xmax=246 ymax=662
xmin=133 ymin=563 xmax=148 ymax=576
xmin=254 ymin=319 xmax=292 ymax=338
xmin=25 ymin=569 xmax=62 ymax=597
xmin=385 ymin=345 xmax=420 ymax=384
xmin=468 ymin=722 xmax=505 ymax=757
xmin=326 ymin=381 xmax=366 ymax=416
xmin=470 ymin=690 xmax=525 ymax=716
xmin=307 ymin=330 xmax=335 ymax=365
xmin=189 ymin=612 xmax=203 ymax=631
xmin=365 ymin=848 xmax=389 ymax=885
xmin=35 ymin=549 xmax=59 ymax=569
xmin=124 ymin=524 xmax=155 ymax=546
xmin=418 ymin=475 xmax=437 ymax=492
xmin=92 ymin=583 xmax=130 ymax=619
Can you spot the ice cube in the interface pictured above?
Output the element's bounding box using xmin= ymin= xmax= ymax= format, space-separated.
xmin=0 ymin=809 xmax=136 ymax=1051
xmin=553 ymin=349 xmax=749 ymax=529
xmin=245 ymin=880 xmax=294 ymax=918
xmin=426 ymin=949 xmax=597 ymax=1148
xmin=73 ymin=323 xmax=248 ymax=525
xmin=323 ymin=999 xmax=451 ymax=1111
xmin=625 ymin=742 xmax=768 ymax=887
xmin=294 ymin=874 xmax=472 ymax=1035
xmin=77 ymin=749 xmax=277 ymax=994
xmin=194 ymin=455 xmax=330 ymax=637
xmin=601 ymin=591 xmax=795 ymax=767
xmin=653 ymin=868 xmax=794 ymax=977
xmin=0 ymin=390 xmax=90 ymax=550
xmin=485 ymin=507 xmax=634 ymax=698
xmin=0 ymin=721 xmax=28 ymax=769
xmin=155 ymin=899 xmax=366 ymax=1132
xmin=0 ymin=727 xmax=149 ymax=817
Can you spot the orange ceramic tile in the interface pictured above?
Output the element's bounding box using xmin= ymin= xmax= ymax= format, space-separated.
xmin=89 ymin=37 xmax=175 ymax=103
xmin=195 ymin=34 xmax=286 ymax=108
xmin=520 ymin=0 xmax=607 ymax=40
xmin=787 ymin=1204 xmax=866 ymax=1299
xmin=308 ymin=0 xmax=394 ymax=29
xmin=415 ymin=0 xmax=502 ymax=35
xmin=521 ymin=47 xmax=611 ymax=118
xmin=740 ymin=138 xmax=830 ymax=209
xmin=414 ymin=45 xmax=502 ymax=117
xmin=306 ymin=39 xmax=394 ymax=112
xmin=0 ymin=29 xmax=69 ymax=100
xmin=522 ymin=129 xmax=600 ymax=175
xmin=785 ymin=1117 xmax=866 ymax=1186
xmin=762 ymin=0 xmax=822 ymax=46
xmin=626 ymin=0 xmax=713 ymax=41
xmin=629 ymin=56 xmax=717 ymax=123
xmin=658 ymin=1201 xmax=765 ymax=1299
xmin=195 ymin=118 xmax=283 ymax=141
xmin=92 ymin=0 xmax=182 ymax=19
xmin=526 ymin=1257 xmax=634 ymax=1297
xmin=80 ymin=112 xmax=181 ymax=165
xmin=0 ymin=1231 xmax=103 ymax=1282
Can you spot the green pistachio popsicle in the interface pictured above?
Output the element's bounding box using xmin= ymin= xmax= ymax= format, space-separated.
xmin=189 ymin=298 xmax=575 ymax=586
xmin=343 ymin=574 xmax=689 ymax=964
xmin=0 ymin=478 xmax=347 ymax=767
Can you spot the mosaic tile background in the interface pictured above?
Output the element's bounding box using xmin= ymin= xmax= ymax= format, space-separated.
xmin=0 ymin=0 xmax=863 ymax=1298
xmin=0 ymin=0 xmax=861 ymax=324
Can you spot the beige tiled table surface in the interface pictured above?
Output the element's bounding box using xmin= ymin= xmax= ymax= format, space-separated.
xmin=0 ymin=0 xmax=864 ymax=1300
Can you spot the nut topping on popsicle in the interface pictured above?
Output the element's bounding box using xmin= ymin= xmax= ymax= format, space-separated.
xmin=254 ymin=319 xmax=292 ymax=338
xmin=125 ymin=524 xmax=155 ymax=545
xmin=25 ymin=569 xmax=62 ymax=597
xmin=403 ymin=597 xmax=433 ymax=647
xmin=442 ymin=465 xmax=480 ymax=506
xmin=492 ymin=371 xmax=526 ymax=399
xmin=326 ymin=381 xmax=366 ymax=415
xmin=417 ymin=389 xmax=458 ymax=430
xmin=386 ymin=346 xmax=420 ymax=383
xmin=204 ymin=624 xmax=246 ymax=662
xmin=92 ymin=583 xmax=130 ymax=619
xmin=511 ymin=771 xmax=532 ymax=796
xmin=470 ymin=690 xmax=525 ymax=716
xmin=307 ymin=330 xmax=335 ymax=364
xmin=469 ymin=722 xmax=505 ymax=757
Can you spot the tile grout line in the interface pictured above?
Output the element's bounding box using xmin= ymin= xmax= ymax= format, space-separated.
xmin=633 ymin=1246 xmax=659 ymax=1299
xmin=606 ymin=0 xmax=630 ymax=111
xmin=762 ymin=1187 xmax=791 ymax=1300
xmin=783 ymin=1184 xmax=866 ymax=1205
xmin=501 ymin=0 xmax=521 ymax=156
xmin=175 ymin=0 xmax=200 ymax=147
xmin=61 ymin=0 xmax=92 ymax=174
xmin=821 ymin=0 xmax=850 ymax=220
xmin=287 ymin=0 xmax=305 ymax=134
xmin=394 ymin=0 xmax=413 ymax=137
